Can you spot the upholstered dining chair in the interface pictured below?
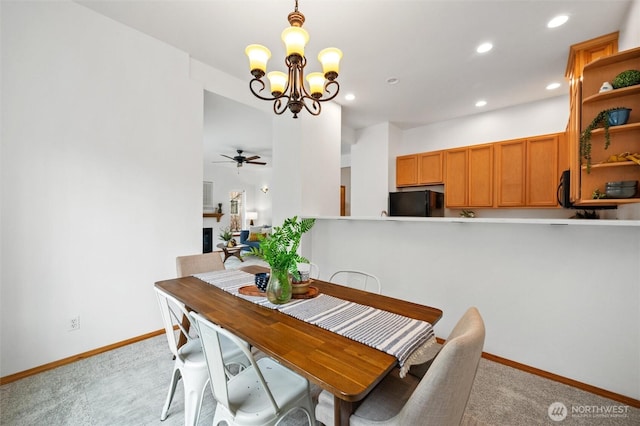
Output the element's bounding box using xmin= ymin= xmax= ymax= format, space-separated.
xmin=315 ymin=307 xmax=485 ymax=426
xmin=176 ymin=252 xmax=225 ymax=277
xmin=155 ymin=288 xmax=249 ymax=425
xmin=329 ymin=270 xmax=382 ymax=294
xmin=189 ymin=311 xmax=316 ymax=426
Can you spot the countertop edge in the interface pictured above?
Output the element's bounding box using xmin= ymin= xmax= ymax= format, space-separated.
xmin=305 ymin=216 xmax=640 ymax=227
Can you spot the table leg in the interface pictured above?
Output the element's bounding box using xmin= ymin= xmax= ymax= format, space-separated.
xmin=233 ymin=250 xmax=244 ymax=262
xmin=334 ymin=396 xmax=352 ymax=426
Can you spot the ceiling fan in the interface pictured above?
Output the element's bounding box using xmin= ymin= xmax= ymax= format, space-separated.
xmin=215 ymin=149 xmax=267 ymax=167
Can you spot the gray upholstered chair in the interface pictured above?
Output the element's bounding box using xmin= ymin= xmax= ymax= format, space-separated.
xmin=315 ymin=307 xmax=485 ymax=426
xmin=329 ymin=270 xmax=381 ymax=294
xmin=176 ymin=252 xmax=225 ymax=277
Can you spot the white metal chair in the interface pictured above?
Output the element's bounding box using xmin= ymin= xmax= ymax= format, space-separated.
xmin=189 ymin=311 xmax=316 ymax=426
xmin=176 ymin=252 xmax=225 ymax=277
xmin=315 ymin=307 xmax=485 ymax=426
xmin=155 ymin=288 xmax=248 ymax=425
xmin=329 ymin=270 xmax=382 ymax=294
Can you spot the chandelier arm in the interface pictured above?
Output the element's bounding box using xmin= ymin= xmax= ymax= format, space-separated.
xmin=273 ymin=97 xmax=288 ymax=115
xmin=319 ymin=80 xmax=340 ymax=102
xmin=249 ymin=78 xmax=281 ymax=101
xmin=300 ymin=96 xmax=322 ymax=116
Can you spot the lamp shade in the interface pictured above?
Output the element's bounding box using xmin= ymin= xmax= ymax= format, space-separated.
xmin=245 ymin=44 xmax=271 ymax=75
xmin=306 ymin=72 xmax=325 ymax=97
xmin=281 ymin=26 xmax=309 ymax=57
xmin=318 ymin=47 xmax=342 ymax=77
xmin=267 ymin=71 xmax=287 ymax=95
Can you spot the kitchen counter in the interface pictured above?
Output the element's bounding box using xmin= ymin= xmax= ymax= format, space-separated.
xmin=309 ymin=215 xmax=640 ymax=227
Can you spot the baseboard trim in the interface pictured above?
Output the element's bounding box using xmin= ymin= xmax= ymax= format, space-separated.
xmin=481 ymin=352 xmax=640 ymax=409
xmin=3 ymin=331 xmax=639 ymax=409
xmin=434 ymin=337 xmax=640 ymax=409
xmin=0 ymin=329 xmax=165 ymax=386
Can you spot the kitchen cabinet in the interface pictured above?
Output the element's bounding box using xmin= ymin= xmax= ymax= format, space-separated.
xmin=418 ymin=151 xmax=444 ymax=184
xmin=396 ymin=154 xmax=418 ymax=187
xmin=444 ymin=144 xmax=493 ymax=208
xmin=495 ymin=134 xmax=560 ymax=207
xmin=565 ymin=33 xmax=618 ymax=204
xmin=576 ymin=46 xmax=640 ymax=206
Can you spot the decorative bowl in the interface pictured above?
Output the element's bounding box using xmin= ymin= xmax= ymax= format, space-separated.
xmin=255 ymin=272 xmax=269 ymax=292
xmin=605 ymin=180 xmax=638 ymax=199
xmin=607 ymin=108 xmax=631 ymax=126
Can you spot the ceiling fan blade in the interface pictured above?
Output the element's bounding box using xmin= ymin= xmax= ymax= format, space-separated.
xmin=244 ymin=155 xmax=260 ymax=161
xmin=246 ymin=161 xmax=267 ymax=165
xmin=220 ymin=154 xmax=235 ymax=160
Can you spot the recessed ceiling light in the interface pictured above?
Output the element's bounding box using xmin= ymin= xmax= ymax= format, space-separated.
xmin=386 ymin=77 xmax=399 ymax=85
xmin=476 ymin=42 xmax=493 ymax=54
xmin=475 ymin=100 xmax=487 ymax=107
xmin=546 ymin=82 xmax=561 ymax=90
xmin=344 ymin=93 xmax=355 ymax=101
xmin=547 ymin=15 xmax=569 ymax=28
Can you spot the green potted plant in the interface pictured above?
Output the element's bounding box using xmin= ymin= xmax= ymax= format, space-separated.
xmin=250 ymin=216 xmax=315 ymax=304
xmin=580 ymin=106 xmax=630 ymax=173
xmin=218 ymin=226 xmax=234 ymax=247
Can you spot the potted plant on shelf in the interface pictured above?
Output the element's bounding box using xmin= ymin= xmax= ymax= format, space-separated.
xmin=250 ymin=216 xmax=315 ymax=304
xmin=580 ymin=106 xmax=631 ymax=173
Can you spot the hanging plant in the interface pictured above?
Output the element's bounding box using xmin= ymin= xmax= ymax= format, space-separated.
xmin=579 ymin=107 xmax=628 ymax=173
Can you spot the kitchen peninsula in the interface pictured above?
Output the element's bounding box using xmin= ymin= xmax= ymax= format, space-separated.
xmin=302 ymin=216 xmax=640 ymax=404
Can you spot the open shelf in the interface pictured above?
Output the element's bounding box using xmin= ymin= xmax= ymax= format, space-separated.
xmin=574 ymin=198 xmax=639 ymax=206
xmin=582 ymin=85 xmax=640 ymax=104
xmin=582 ymin=161 xmax=640 ymax=170
xmin=588 ymin=121 xmax=640 ymax=135
xmin=203 ymin=212 xmax=224 ymax=222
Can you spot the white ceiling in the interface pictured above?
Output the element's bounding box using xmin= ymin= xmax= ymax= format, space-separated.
xmin=77 ymin=0 xmax=632 ymax=165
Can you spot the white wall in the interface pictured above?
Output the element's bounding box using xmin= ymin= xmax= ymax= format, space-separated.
xmin=401 ymin=95 xmax=569 ymax=154
xmin=305 ymin=218 xmax=640 ymax=400
xmin=351 ymin=123 xmax=395 ymax=216
xmin=619 ymin=0 xmax=640 ymax=50
xmin=1 ymin=2 xmax=202 ymax=376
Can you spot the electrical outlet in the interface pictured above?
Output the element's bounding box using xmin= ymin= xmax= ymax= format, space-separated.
xmin=68 ymin=315 xmax=80 ymax=331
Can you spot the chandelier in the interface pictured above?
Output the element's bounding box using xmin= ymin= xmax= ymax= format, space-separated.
xmin=245 ymin=0 xmax=342 ymax=118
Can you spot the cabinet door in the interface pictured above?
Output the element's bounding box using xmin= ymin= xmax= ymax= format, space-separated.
xmin=444 ymin=149 xmax=468 ymax=207
xmin=396 ymin=155 xmax=418 ymax=187
xmin=468 ymin=144 xmax=494 ymax=207
xmin=527 ymin=135 xmax=559 ymax=206
xmin=496 ymin=140 xmax=526 ymax=207
xmin=418 ymin=151 xmax=443 ymax=184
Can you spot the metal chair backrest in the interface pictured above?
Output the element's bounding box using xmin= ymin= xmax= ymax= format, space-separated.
xmin=329 ymin=270 xmax=382 ymax=294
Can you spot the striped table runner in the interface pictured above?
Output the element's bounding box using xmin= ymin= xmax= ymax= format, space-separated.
xmin=194 ymin=269 xmax=437 ymax=376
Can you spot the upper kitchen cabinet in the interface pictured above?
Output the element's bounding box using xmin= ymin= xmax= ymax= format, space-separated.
xmin=418 ymin=151 xmax=444 ymax=185
xmin=495 ymin=134 xmax=562 ymax=208
xmin=444 ymin=144 xmax=493 ymax=208
xmin=396 ymin=154 xmax=418 ymax=187
xmin=396 ymin=151 xmax=444 ymax=187
xmin=577 ymin=46 xmax=640 ymax=206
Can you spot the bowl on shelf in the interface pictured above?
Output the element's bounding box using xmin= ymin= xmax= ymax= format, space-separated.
xmin=607 ymin=108 xmax=632 ymax=126
xmin=605 ymin=180 xmax=638 ymax=198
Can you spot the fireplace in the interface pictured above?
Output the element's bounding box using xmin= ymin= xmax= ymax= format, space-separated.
xmin=203 ymin=228 xmax=213 ymax=253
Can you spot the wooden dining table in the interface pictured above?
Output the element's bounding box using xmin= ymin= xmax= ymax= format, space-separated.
xmin=155 ymin=265 xmax=443 ymax=426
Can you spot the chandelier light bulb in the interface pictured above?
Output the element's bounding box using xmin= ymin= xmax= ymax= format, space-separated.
xmin=306 ymin=72 xmax=325 ymax=98
xmin=245 ymin=44 xmax=271 ymax=78
xmin=282 ymin=26 xmax=309 ymax=59
xmin=318 ymin=48 xmax=342 ymax=80
xmin=267 ymin=71 xmax=287 ymax=96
